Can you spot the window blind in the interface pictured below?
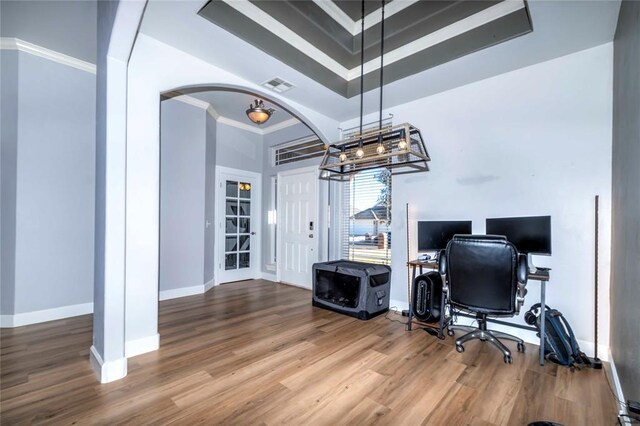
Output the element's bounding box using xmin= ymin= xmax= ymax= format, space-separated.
xmin=341 ymin=168 xmax=392 ymax=265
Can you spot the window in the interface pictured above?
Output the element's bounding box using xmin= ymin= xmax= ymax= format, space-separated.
xmin=273 ymin=135 xmax=326 ymax=166
xmin=341 ymin=168 xmax=392 ymax=265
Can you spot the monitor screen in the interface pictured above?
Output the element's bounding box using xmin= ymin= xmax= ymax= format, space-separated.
xmin=417 ymin=221 xmax=472 ymax=251
xmin=486 ymin=216 xmax=552 ymax=255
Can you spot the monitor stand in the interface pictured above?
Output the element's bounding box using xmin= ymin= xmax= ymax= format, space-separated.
xmin=528 ymin=253 xmax=550 ymax=274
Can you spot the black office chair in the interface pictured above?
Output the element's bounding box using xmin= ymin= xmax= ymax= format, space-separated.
xmin=439 ymin=235 xmax=528 ymax=363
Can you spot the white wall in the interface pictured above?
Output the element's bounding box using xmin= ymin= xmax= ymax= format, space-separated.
xmin=160 ymin=100 xmax=206 ymax=295
xmin=124 ymin=33 xmax=339 ymax=358
xmin=204 ymin=113 xmax=217 ymax=285
xmin=340 ymin=43 xmax=613 ymax=355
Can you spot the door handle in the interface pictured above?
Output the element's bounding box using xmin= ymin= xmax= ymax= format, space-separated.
xmin=309 ymin=234 xmax=314 ymax=238
xmin=251 ymin=232 xmax=256 ymax=235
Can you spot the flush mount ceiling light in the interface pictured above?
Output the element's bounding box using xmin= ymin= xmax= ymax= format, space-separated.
xmin=246 ymin=99 xmax=275 ymax=125
xmin=319 ymin=0 xmax=431 ymax=181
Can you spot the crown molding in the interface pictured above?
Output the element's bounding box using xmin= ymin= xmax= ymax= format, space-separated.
xmin=219 ymin=0 xmax=525 ymax=82
xmin=206 ymin=105 xmax=220 ymax=120
xmin=170 ymin=94 xmax=298 ymax=136
xmin=311 ymin=0 xmax=356 ymax=35
xmin=172 ymin=93 xmax=210 ymax=110
xmin=0 ymin=38 xmax=96 ymax=74
xmin=223 ymin=0 xmax=349 ymax=78
xmin=262 ymin=118 xmax=302 ymax=135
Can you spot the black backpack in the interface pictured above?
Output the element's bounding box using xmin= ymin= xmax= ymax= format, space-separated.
xmin=524 ymin=303 xmax=595 ymax=368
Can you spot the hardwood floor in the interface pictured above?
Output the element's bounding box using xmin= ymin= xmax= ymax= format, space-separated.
xmin=1 ymin=280 xmax=618 ymax=425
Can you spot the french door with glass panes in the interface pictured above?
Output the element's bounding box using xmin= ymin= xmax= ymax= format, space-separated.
xmin=216 ymin=167 xmax=261 ymax=284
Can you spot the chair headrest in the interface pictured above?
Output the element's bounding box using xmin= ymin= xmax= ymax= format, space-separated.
xmin=451 ymin=234 xmax=507 ymax=244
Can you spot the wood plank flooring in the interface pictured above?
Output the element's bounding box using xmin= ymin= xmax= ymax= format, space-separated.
xmin=0 ymin=280 xmax=618 ymax=425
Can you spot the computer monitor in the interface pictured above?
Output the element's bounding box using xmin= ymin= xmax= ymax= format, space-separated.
xmin=485 ymin=216 xmax=552 ymax=255
xmin=417 ymin=221 xmax=472 ymax=252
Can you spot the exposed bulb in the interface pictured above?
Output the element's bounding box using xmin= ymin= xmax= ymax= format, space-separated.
xmin=355 ymin=147 xmax=364 ymax=158
xmin=339 ymin=152 xmax=348 ymax=162
xmin=398 ymin=139 xmax=408 ymax=151
xmin=376 ymin=144 xmax=385 ymax=155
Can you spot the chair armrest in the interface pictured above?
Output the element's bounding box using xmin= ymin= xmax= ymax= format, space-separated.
xmin=438 ymin=250 xmax=447 ymax=275
xmin=515 ymin=254 xmax=528 ymax=314
xmin=517 ymin=254 xmax=528 ymax=284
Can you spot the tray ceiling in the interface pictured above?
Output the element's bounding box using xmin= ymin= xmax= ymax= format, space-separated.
xmin=198 ymin=0 xmax=532 ymax=98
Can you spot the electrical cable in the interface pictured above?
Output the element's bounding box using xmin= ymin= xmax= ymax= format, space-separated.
xmin=379 ymin=0 xmax=385 ymax=130
xmin=384 ymin=307 xmax=409 ymax=326
xmin=359 ymin=0 xmax=364 ymax=136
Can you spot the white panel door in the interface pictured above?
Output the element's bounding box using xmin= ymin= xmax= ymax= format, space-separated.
xmin=277 ymin=168 xmax=319 ymax=288
xmin=217 ymin=168 xmax=261 ymax=284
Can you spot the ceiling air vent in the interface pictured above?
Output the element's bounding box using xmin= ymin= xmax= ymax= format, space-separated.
xmin=262 ymin=77 xmax=295 ymax=93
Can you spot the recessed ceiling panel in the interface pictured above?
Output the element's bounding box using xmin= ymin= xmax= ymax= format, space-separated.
xmin=197 ymin=0 xmax=533 ymax=98
xmin=333 ymin=0 xmax=391 ymax=21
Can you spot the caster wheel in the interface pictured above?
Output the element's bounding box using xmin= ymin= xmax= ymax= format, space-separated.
xmin=456 ymin=344 xmax=465 ymax=353
xmin=504 ymin=355 xmax=513 ymax=364
xmin=447 ymin=329 xmax=455 ymax=337
xmin=517 ymin=342 xmax=525 ymax=353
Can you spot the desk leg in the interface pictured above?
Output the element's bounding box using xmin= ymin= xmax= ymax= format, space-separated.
xmin=438 ymin=283 xmax=446 ymax=339
xmin=408 ymin=266 xmax=416 ymax=331
xmin=539 ymin=280 xmax=546 ymax=366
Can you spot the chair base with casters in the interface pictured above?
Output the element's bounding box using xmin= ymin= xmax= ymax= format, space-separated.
xmin=447 ymin=313 xmax=525 ymax=364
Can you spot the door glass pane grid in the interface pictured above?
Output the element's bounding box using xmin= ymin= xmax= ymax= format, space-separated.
xmin=225 ymin=180 xmax=251 ymax=270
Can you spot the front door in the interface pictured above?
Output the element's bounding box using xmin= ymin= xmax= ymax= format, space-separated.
xmin=217 ymin=167 xmax=261 ymax=284
xmin=277 ymin=167 xmax=319 ymax=288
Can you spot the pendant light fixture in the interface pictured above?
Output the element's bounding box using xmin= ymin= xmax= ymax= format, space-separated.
xmin=319 ymin=0 xmax=431 ymax=181
xmin=246 ymin=99 xmax=275 ymax=125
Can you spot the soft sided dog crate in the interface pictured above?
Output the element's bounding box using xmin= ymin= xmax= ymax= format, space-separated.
xmin=312 ymin=260 xmax=391 ymax=320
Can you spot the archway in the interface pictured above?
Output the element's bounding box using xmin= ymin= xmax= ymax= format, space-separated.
xmin=121 ymin=34 xmax=339 ymax=362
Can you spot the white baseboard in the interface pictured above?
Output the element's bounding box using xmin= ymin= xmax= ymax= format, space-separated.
xmin=0 ymin=302 xmax=93 ymax=328
xmin=125 ymin=333 xmax=160 ymax=358
xmin=204 ymin=278 xmax=216 ymax=293
xmin=261 ymin=272 xmax=278 ymax=282
xmin=389 ymin=299 xmax=409 ymax=312
xmin=609 ymin=349 xmax=629 ymax=421
xmin=278 ymin=281 xmax=311 ymax=291
xmin=90 ymin=345 xmax=127 ymax=383
xmin=159 ymin=285 xmax=204 ymax=301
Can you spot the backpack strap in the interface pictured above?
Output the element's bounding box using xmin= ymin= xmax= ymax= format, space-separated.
xmin=547 ymin=309 xmax=576 ymax=366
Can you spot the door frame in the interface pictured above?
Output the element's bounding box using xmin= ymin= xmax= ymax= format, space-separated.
xmin=276 ymin=165 xmax=321 ymax=286
xmin=214 ymin=166 xmax=262 ymax=285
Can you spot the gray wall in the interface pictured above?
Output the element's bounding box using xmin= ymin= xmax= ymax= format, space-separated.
xmin=12 ymin=54 xmax=96 ymax=314
xmin=1 ymin=50 xmax=19 ymax=315
xmin=216 ymin=123 xmax=263 ymax=173
xmin=1 ymin=0 xmax=97 ymax=317
xmin=611 ymin=0 xmax=640 ymax=402
xmin=0 ymin=0 xmax=97 ymax=63
xmin=204 ymin=114 xmax=217 ymax=284
xmin=160 ymin=100 xmax=207 ymax=292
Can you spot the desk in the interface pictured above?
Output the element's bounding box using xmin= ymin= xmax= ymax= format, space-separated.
xmin=528 ymin=268 xmax=550 ymax=366
xmin=406 ymin=259 xmax=448 ymax=339
xmin=407 ymin=259 xmax=551 ymax=366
